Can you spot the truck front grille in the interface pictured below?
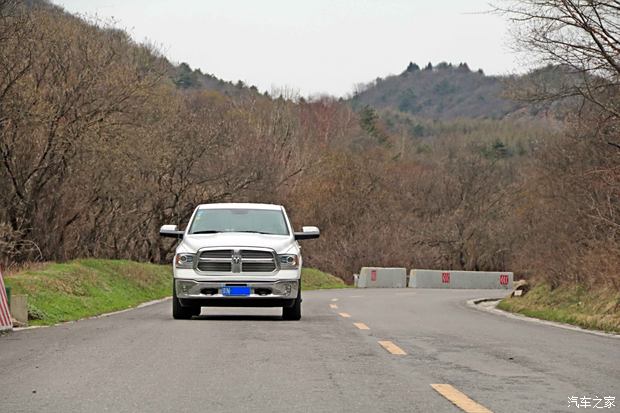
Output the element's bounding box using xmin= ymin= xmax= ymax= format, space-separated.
xmin=242 ymin=262 xmax=277 ymax=272
xmin=201 ymin=250 xmax=234 ymax=259
xmin=241 ymin=250 xmax=273 ymax=259
xmin=196 ymin=248 xmax=277 ymax=274
xmin=197 ymin=262 xmax=232 ymax=272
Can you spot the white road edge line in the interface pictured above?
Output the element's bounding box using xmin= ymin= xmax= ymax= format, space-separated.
xmin=13 ymin=297 xmax=172 ymax=331
xmin=467 ymin=298 xmax=619 ymax=339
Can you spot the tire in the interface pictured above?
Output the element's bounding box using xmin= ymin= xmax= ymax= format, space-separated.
xmin=172 ymin=281 xmax=200 ymax=319
xmin=282 ymin=288 xmax=302 ymax=321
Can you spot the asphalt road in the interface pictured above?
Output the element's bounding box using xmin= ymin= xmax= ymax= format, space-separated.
xmin=1 ymin=289 xmax=618 ymax=413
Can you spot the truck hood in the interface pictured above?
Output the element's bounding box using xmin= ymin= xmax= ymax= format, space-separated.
xmin=179 ymin=233 xmax=297 ymax=254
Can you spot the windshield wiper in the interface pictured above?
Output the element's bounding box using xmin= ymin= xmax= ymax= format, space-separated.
xmin=192 ymin=230 xmax=278 ymax=235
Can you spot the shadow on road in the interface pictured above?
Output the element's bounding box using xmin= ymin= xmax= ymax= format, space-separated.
xmin=193 ymin=315 xmax=284 ymax=321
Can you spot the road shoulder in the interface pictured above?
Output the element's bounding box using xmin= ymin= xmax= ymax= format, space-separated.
xmin=13 ymin=297 xmax=172 ymax=331
xmin=467 ymin=298 xmax=620 ymax=339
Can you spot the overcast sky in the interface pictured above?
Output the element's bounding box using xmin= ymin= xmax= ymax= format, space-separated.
xmin=52 ymin=0 xmax=519 ymax=97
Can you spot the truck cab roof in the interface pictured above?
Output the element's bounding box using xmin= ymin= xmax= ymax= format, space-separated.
xmin=196 ymin=203 xmax=283 ymax=211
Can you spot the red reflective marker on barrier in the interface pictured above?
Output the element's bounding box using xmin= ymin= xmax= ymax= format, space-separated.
xmin=0 ymin=268 xmax=13 ymax=331
xmin=441 ymin=272 xmax=450 ymax=284
xmin=499 ymin=274 xmax=509 ymax=285
xmin=371 ymin=269 xmax=377 ymax=281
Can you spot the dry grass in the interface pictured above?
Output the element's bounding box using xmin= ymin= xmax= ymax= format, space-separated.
xmin=498 ymin=283 xmax=620 ymax=334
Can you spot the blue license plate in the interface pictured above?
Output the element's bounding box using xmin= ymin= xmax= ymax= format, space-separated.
xmin=222 ymin=286 xmax=251 ymax=296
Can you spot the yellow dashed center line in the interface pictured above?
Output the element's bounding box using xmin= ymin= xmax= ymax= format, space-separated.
xmin=338 ymin=312 xmax=351 ymax=318
xmin=378 ymin=340 xmax=407 ymax=355
xmin=331 ymin=298 xmax=338 ymax=302
xmin=430 ymin=384 xmax=493 ymax=413
xmin=329 ymin=304 xmax=338 ymax=309
xmin=353 ymin=322 xmax=369 ymax=330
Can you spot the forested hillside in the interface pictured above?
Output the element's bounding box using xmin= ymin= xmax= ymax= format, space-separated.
xmin=351 ymin=62 xmax=521 ymax=119
xmin=22 ymin=0 xmax=263 ymax=98
xmin=349 ymin=61 xmax=581 ymax=122
xmin=1 ymin=0 xmax=617 ymax=292
xmin=169 ymin=61 xmax=263 ymax=97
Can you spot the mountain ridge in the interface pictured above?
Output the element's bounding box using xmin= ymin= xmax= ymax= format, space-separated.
xmin=349 ymin=61 xmax=524 ymax=120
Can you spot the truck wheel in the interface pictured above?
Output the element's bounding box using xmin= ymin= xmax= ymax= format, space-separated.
xmin=172 ymin=281 xmax=200 ymax=319
xmin=282 ymin=291 xmax=302 ymax=321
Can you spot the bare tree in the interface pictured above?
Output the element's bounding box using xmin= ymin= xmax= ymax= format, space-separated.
xmin=497 ymin=1 xmax=620 ymax=289
xmin=497 ymin=0 xmax=620 ymax=125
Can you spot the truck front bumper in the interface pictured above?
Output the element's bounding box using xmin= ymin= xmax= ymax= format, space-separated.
xmin=175 ymin=278 xmax=300 ymax=308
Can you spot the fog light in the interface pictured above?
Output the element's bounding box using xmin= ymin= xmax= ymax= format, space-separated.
xmin=176 ymin=279 xmax=197 ymax=294
xmin=274 ymin=281 xmax=294 ymax=295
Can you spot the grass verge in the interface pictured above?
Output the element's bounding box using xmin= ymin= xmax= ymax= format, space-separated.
xmin=4 ymin=259 xmax=347 ymax=325
xmin=301 ymin=267 xmax=349 ymax=290
xmin=498 ymin=283 xmax=620 ymax=334
xmin=5 ymin=259 xmax=171 ymax=326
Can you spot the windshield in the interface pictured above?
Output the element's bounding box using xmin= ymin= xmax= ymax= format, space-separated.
xmin=189 ymin=208 xmax=289 ymax=236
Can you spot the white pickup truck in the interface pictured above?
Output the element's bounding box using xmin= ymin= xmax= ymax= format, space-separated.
xmin=160 ymin=203 xmax=319 ymax=320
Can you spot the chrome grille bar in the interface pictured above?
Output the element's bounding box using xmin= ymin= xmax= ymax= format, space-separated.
xmin=195 ymin=248 xmax=278 ymax=274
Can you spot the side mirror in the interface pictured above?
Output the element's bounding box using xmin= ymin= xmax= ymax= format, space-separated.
xmin=160 ymin=224 xmax=184 ymax=239
xmin=294 ymin=226 xmax=320 ymax=240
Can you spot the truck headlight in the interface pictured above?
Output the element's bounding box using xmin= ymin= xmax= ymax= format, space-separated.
xmin=175 ymin=253 xmax=195 ymax=269
xmin=278 ymin=254 xmax=299 ymax=269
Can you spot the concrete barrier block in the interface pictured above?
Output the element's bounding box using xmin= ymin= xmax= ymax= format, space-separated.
xmin=9 ymin=294 xmax=28 ymax=325
xmin=408 ymin=269 xmax=513 ymax=289
xmin=357 ymin=267 xmax=407 ymax=288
